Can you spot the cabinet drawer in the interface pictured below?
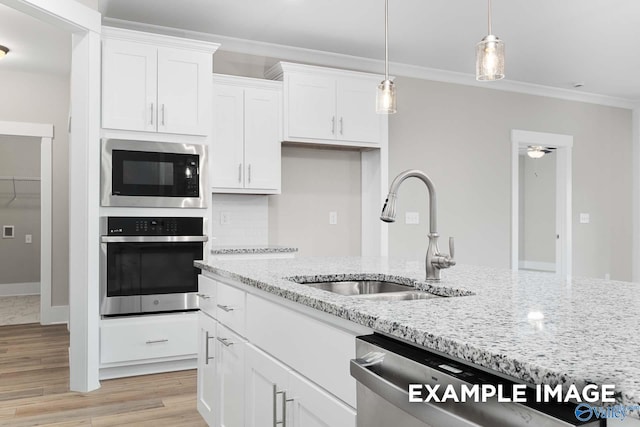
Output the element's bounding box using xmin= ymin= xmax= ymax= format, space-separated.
xmin=216 ymin=281 xmax=246 ymax=336
xmin=198 ymin=274 xmax=217 ymax=315
xmin=101 ymin=312 xmax=197 ymax=364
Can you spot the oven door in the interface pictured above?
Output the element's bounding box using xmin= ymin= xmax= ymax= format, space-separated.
xmin=100 ymin=235 xmax=207 ymax=316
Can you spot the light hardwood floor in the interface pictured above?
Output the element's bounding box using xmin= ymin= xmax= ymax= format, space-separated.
xmin=0 ymin=323 xmax=207 ymax=426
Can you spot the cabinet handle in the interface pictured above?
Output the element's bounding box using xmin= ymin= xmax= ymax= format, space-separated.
xmin=217 ymin=304 xmax=235 ymax=312
xmin=205 ymin=331 xmax=214 ymax=364
xmin=196 ymin=293 xmax=211 ymax=300
xmin=150 ymin=103 xmax=154 ymax=125
xmin=273 ymin=385 xmax=287 ymax=426
xmin=340 ymin=117 xmax=344 ymax=135
xmin=238 ymin=163 xmax=242 ymax=183
xmin=248 ymin=164 xmax=252 ymax=184
xmin=145 ymin=338 xmax=168 ymax=344
xmin=331 ymin=116 xmax=335 ymax=134
xmin=161 ymin=104 xmax=166 ymax=126
xmin=216 ymin=336 xmax=234 ymax=347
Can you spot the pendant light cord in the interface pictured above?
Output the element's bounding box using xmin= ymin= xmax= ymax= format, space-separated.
xmin=384 ymin=0 xmax=389 ymax=80
xmin=487 ymin=0 xmax=492 ymax=35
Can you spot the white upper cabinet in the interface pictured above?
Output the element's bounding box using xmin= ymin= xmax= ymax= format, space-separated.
xmin=266 ymin=62 xmax=387 ymax=147
xmin=211 ymin=74 xmax=282 ymax=194
xmin=101 ymin=27 xmax=218 ymax=136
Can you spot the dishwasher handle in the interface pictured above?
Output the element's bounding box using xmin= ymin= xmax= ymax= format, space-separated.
xmin=350 ymin=358 xmax=480 ymax=427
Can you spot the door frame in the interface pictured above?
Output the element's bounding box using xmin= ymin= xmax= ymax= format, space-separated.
xmin=0 ymin=121 xmax=54 ymax=322
xmin=511 ymin=130 xmax=573 ymax=280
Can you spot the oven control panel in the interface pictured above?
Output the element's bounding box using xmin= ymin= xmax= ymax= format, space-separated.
xmin=104 ymin=217 xmax=203 ymax=236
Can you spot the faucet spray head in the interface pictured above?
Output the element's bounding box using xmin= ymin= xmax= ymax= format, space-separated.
xmin=380 ymin=193 xmax=398 ymax=223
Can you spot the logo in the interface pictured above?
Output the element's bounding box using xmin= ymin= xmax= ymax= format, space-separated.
xmin=574 ymin=403 xmax=593 ymax=421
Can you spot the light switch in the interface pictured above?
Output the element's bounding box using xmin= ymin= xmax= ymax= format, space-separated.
xmin=405 ymin=212 xmax=420 ymax=224
xmin=579 ymin=213 xmax=590 ymax=224
xmin=329 ymin=211 xmax=338 ymax=225
xmin=25 ymin=234 xmax=32 ymax=244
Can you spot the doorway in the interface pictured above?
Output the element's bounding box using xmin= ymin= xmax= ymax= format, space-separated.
xmin=0 ymin=122 xmax=53 ymax=324
xmin=511 ymin=130 xmax=573 ymax=280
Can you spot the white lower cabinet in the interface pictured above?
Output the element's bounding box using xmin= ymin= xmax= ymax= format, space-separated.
xmin=245 ymin=344 xmax=355 ymax=427
xmin=215 ymin=324 xmax=246 ymax=427
xmin=197 ymin=312 xmax=217 ymax=426
xmin=196 ymin=274 xmax=360 ymax=427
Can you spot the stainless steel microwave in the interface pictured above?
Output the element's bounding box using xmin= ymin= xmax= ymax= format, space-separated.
xmin=101 ymin=139 xmax=207 ymax=208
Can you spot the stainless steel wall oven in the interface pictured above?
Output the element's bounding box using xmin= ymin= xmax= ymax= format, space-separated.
xmin=101 ymin=138 xmax=207 ymax=208
xmin=100 ymin=216 xmax=207 ymax=316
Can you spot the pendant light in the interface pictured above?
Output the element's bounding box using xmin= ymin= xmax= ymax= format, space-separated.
xmin=376 ymin=0 xmax=396 ymax=114
xmin=0 ymin=45 xmax=9 ymax=60
xmin=476 ymin=0 xmax=505 ymax=81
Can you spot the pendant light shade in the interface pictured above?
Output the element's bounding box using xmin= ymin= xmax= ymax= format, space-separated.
xmin=476 ymin=0 xmax=505 ymax=81
xmin=0 ymin=45 xmax=9 ymax=60
xmin=376 ymin=0 xmax=397 ymax=114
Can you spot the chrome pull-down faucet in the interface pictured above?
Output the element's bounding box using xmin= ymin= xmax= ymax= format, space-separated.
xmin=381 ymin=169 xmax=456 ymax=280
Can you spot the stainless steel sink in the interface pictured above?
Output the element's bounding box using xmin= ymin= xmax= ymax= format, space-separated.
xmin=296 ymin=280 xmax=442 ymax=300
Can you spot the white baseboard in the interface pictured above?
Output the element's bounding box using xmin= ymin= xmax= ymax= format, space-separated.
xmin=99 ymin=358 xmax=197 ymax=380
xmin=519 ymin=260 xmax=556 ymax=272
xmin=41 ymin=304 xmax=69 ymax=325
xmin=0 ymin=282 xmax=40 ymax=296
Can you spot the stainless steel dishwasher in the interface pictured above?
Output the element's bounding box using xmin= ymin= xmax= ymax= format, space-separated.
xmin=351 ymin=334 xmax=603 ymax=427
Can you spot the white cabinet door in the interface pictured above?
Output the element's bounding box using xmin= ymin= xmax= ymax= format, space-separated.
xmin=211 ymin=84 xmax=245 ymax=189
xmin=157 ymin=47 xmax=211 ymax=136
xmin=288 ymin=372 xmax=356 ymax=427
xmin=102 ymin=39 xmax=157 ymax=132
xmin=244 ymin=88 xmax=281 ymax=191
xmin=337 ymin=77 xmax=382 ymax=144
xmin=197 ymin=312 xmax=217 ymax=427
xmin=215 ymin=324 xmax=245 ymax=427
xmin=287 ymin=73 xmax=336 ymax=141
xmin=245 ymin=344 xmax=291 ymax=427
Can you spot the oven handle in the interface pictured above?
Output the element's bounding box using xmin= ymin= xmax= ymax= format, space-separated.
xmin=100 ymin=235 xmax=209 ymax=243
xmin=350 ymin=359 xmax=480 ymax=427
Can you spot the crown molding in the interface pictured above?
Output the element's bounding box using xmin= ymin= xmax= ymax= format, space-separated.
xmin=103 ymin=17 xmax=636 ymax=110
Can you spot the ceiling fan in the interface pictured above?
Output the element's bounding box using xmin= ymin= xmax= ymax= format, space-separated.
xmin=526 ymin=145 xmax=556 ymax=159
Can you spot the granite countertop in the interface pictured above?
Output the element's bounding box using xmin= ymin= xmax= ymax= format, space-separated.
xmin=209 ymin=245 xmax=298 ymax=255
xmin=195 ymin=256 xmax=640 ymax=410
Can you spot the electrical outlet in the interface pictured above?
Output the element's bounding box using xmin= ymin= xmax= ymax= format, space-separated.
xmin=405 ymin=212 xmax=420 ymax=224
xmin=220 ymin=212 xmax=231 ymax=225
xmin=329 ymin=211 xmax=338 ymax=225
xmin=25 ymin=234 xmax=32 ymax=244
xmin=579 ymin=213 xmax=590 ymax=224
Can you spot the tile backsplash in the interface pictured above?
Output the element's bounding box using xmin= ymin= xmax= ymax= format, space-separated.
xmin=210 ymin=194 xmax=268 ymax=246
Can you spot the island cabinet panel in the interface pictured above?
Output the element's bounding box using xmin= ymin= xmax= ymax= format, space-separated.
xmin=101 ymin=27 xmax=217 ymax=136
xmin=215 ymin=323 xmax=246 ymax=427
xmin=267 ymin=62 xmax=386 ymax=147
xmin=245 ymin=343 xmax=355 ymax=427
xmin=211 ymin=74 xmax=282 ymax=195
xmin=197 ymin=312 xmax=217 ymax=426
xmin=245 ymin=293 xmax=358 ymax=408
xmin=197 ymin=274 xmax=218 ymax=314
xmin=215 ymin=280 xmax=247 ymax=337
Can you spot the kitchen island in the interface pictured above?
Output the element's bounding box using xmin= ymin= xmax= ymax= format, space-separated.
xmin=195 ymin=256 xmax=640 ymax=425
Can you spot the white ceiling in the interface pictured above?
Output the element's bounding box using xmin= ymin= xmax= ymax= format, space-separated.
xmin=99 ymin=0 xmax=640 ymax=103
xmin=2 ymin=1 xmax=639 ymax=103
xmin=0 ymin=3 xmax=70 ymax=76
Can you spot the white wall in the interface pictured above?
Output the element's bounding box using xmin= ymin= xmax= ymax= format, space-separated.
xmin=389 ymin=77 xmax=632 ymax=280
xmin=0 ymin=68 xmax=70 ymax=304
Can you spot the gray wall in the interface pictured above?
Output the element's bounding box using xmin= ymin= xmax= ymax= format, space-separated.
xmin=389 ymin=77 xmax=632 ymax=280
xmin=268 ymin=146 xmax=362 ymax=256
xmin=520 ymin=152 xmax=556 ymax=265
xmin=0 ymin=136 xmax=41 ymax=285
xmin=0 ymin=68 xmax=70 ymax=305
